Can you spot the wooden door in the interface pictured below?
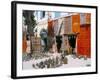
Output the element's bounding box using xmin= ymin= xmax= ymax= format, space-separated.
xmin=77 ymin=13 xmax=91 ymax=58
xmin=77 ymin=24 xmax=91 ymax=58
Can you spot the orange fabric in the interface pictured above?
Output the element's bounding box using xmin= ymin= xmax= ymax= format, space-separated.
xmin=48 ymin=20 xmax=54 ymax=36
xmin=72 ymin=14 xmax=80 ymax=33
xmin=85 ymin=13 xmax=91 ymax=24
xmin=22 ymin=38 xmax=27 ymax=53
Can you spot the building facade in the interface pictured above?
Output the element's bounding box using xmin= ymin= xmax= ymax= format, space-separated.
xmin=22 ymin=10 xmax=91 ymax=58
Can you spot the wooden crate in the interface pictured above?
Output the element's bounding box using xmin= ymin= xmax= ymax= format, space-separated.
xmin=31 ymin=36 xmax=41 ymax=53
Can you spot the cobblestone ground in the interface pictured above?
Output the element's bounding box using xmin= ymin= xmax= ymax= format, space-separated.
xmin=22 ymin=53 xmax=91 ymax=69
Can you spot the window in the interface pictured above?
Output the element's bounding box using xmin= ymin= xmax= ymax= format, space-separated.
xmin=55 ymin=12 xmax=61 ymax=18
xmin=40 ymin=11 xmax=45 ymax=19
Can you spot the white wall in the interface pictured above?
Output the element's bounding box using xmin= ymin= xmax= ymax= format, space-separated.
xmin=0 ymin=0 xmax=99 ymax=80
